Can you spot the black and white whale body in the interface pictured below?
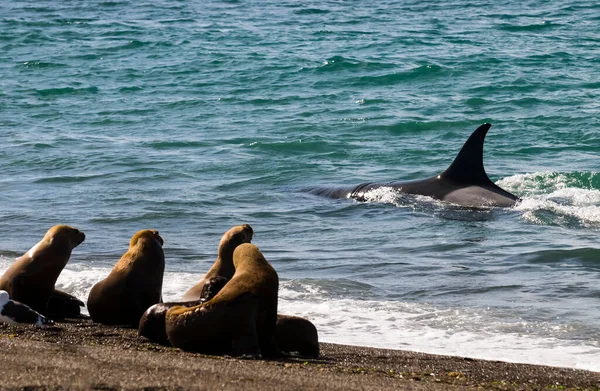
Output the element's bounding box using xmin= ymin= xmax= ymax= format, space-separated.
xmin=309 ymin=123 xmax=520 ymax=208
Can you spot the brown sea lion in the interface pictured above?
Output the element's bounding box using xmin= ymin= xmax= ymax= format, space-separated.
xmin=140 ymin=224 xmax=252 ymax=346
xmin=141 ymin=277 xmax=320 ymax=357
xmin=138 ymin=276 xmax=229 ymax=346
xmin=181 ymin=224 xmax=253 ymax=301
xmin=275 ymin=315 xmax=320 ymax=358
xmin=0 ymin=225 xmax=85 ymax=317
xmin=166 ymin=243 xmax=279 ymax=357
xmin=87 ymin=229 xmax=165 ymax=327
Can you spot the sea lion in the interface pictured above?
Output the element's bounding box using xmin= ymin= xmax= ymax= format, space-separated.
xmin=47 ymin=290 xmax=85 ymax=318
xmin=0 ymin=290 xmax=54 ymax=327
xmin=87 ymin=229 xmax=165 ymax=327
xmin=140 ymin=224 xmax=253 ymax=345
xmin=0 ymin=225 xmax=85 ymax=317
xmin=275 ymin=315 xmax=319 ymax=358
xmin=141 ymin=278 xmax=319 ymax=357
xmin=181 ymin=224 xmax=253 ymax=301
xmin=166 ymin=243 xmax=279 ymax=357
xmin=138 ymin=276 xmax=229 ymax=345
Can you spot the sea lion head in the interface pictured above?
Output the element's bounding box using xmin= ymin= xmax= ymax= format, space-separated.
xmin=29 ymin=225 xmax=85 ymax=259
xmin=129 ymin=229 xmax=164 ymax=248
xmin=44 ymin=224 xmax=85 ymax=249
xmin=179 ymin=224 xmax=253 ymax=303
xmin=232 ymin=243 xmax=268 ymax=270
xmin=111 ymin=229 xmax=164 ymax=273
xmin=218 ymin=224 xmax=253 ymax=256
xmin=230 ymin=243 xmax=279 ymax=301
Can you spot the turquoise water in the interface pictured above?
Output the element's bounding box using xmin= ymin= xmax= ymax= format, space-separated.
xmin=1 ymin=1 xmax=600 ymax=370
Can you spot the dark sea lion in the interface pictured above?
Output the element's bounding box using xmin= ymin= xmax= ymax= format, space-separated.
xmin=0 ymin=225 xmax=85 ymax=317
xmin=47 ymin=290 xmax=85 ymax=318
xmin=275 ymin=315 xmax=319 ymax=358
xmin=138 ymin=276 xmax=229 ymax=345
xmin=0 ymin=290 xmax=54 ymax=327
xmin=87 ymin=229 xmax=165 ymax=327
xmin=166 ymin=243 xmax=279 ymax=357
xmin=181 ymin=224 xmax=253 ymax=301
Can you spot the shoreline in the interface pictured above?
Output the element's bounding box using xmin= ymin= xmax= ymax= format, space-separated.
xmin=314 ymin=338 xmax=599 ymax=374
xmin=1 ymin=318 xmax=598 ymax=390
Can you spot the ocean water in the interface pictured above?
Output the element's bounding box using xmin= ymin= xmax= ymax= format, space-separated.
xmin=1 ymin=0 xmax=600 ymax=371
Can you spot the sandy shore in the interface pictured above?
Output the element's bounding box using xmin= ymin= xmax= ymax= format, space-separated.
xmin=1 ymin=318 xmax=598 ymax=391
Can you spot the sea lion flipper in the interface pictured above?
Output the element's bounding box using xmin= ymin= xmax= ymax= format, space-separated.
xmin=231 ymin=336 xmax=261 ymax=357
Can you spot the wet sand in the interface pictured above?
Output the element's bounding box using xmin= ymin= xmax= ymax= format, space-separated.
xmin=1 ymin=318 xmax=598 ymax=391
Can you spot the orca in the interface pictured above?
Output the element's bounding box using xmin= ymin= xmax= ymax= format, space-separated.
xmin=308 ymin=123 xmax=520 ymax=208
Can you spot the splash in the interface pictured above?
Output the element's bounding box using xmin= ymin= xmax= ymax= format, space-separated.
xmin=356 ymin=186 xmax=403 ymax=205
xmin=498 ymin=172 xmax=600 ymax=228
xmin=355 ymin=186 xmax=449 ymax=210
xmin=497 ymin=171 xmax=600 ymax=196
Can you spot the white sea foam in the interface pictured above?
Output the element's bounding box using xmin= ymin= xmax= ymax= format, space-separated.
xmin=358 ymin=186 xmax=401 ymax=204
xmin=497 ymin=171 xmax=600 ymax=196
xmin=161 ymin=271 xmax=206 ymax=301
xmin=516 ymin=190 xmax=600 ymax=227
xmin=277 ymin=281 xmax=600 ymax=372
xmin=357 ymin=186 xmax=443 ymax=209
xmin=498 ymin=172 xmax=600 ymax=227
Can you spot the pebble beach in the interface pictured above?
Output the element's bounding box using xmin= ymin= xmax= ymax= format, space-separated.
xmin=1 ymin=319 xmax=599 ymax=391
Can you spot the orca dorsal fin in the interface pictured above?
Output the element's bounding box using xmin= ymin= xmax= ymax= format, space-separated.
xmin=440 ymin=123 xmax=495 ymax=185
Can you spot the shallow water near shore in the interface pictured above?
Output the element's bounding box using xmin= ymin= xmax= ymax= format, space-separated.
xmin=1 ymin=0 xmax=599 ymax=371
